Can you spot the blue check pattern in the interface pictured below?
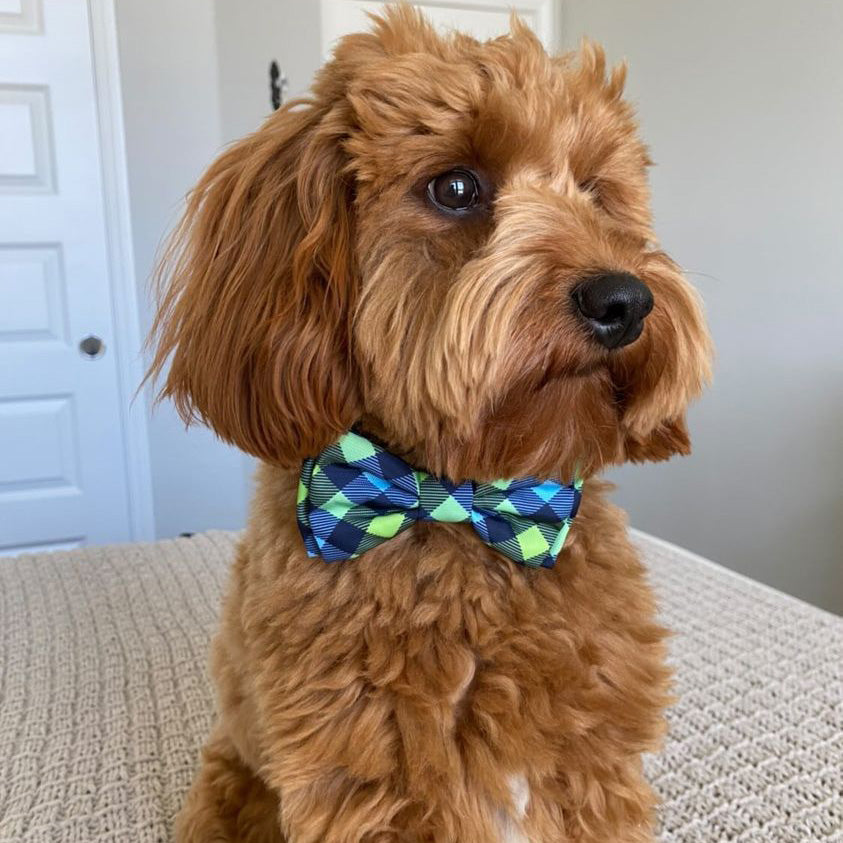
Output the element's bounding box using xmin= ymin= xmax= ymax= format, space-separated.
xmin=297 ymin=431 xmax=582 ymax=569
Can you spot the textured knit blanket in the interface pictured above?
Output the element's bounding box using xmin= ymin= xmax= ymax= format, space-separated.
xmin=0 ymin=531 xmax=840 ymax=842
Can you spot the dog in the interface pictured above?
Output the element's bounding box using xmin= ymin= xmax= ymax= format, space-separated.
xmin=149 ymin=6 xmax=711 ymax=842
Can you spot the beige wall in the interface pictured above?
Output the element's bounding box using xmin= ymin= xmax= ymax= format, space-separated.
xmin=559 ymin=1 xmax=843 ymax=613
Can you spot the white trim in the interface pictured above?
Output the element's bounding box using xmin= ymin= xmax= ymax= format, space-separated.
xmin=87 ymin=0 xmax=155 ymax=541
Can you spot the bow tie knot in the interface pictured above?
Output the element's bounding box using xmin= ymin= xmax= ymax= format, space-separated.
xmin=297 ymin=431 xmax=582 ymax=569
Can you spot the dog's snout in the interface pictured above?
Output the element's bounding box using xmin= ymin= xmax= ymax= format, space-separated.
xmin=573 ymin=272 xmax=654 ymax=350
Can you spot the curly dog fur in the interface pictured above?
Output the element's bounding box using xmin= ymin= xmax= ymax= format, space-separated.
xmin=149 ymin=7 xmax=711 ymax=841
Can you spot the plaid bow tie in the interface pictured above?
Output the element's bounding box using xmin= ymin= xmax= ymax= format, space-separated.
xmin=297 ymin=431 xmax=582 ymax=568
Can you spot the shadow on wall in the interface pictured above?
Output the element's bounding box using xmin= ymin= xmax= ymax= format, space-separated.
xmin=565 ymin=0 xmax=843 ymax=615
xmin=611 ymin=380 xmax=843 ymax=615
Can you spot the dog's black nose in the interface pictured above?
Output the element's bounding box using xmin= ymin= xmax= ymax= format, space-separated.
xmin=573 ymin=272 xmax=654 ymax=350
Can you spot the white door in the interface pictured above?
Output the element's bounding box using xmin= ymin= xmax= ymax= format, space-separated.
xmin=321 ymin=0 xmax=558 ymax=56
xmin=0 ymin=0 xmax=134 ymax=553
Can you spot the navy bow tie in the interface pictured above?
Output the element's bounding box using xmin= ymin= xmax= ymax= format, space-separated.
xmin=297 ymin=431 xmax=582 ymax=568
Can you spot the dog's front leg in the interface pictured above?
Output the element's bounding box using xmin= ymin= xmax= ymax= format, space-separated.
xmin=271 ymin=760 xmax=500 ymax=843
xmin=175 ymin=727 xmax=286 ymax=843
xmin=524 ymin=756 xmax=659 ymax=843
xmin=261 ymin=675 xmax=502 ymax=843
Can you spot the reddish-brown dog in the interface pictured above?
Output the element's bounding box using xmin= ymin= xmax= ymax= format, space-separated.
xmin=149 ymin=7 xmax=711 ymax=842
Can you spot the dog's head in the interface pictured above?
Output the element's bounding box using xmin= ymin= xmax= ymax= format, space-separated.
xmin=149 ymin=7 xmax=711 ymax=483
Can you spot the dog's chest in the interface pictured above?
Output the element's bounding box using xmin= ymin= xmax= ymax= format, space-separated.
xmin=364 ymin=531 xmax=570 ymax=839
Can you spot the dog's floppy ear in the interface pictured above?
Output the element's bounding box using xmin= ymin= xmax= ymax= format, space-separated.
xmin=147 ymin=94 xmax=360 ymax=466
xmin=622 ymin=415 xmax=691 ymax=463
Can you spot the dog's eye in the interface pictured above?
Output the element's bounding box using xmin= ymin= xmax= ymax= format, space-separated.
xmin=427 ymin=169 xmax=480 ymax=213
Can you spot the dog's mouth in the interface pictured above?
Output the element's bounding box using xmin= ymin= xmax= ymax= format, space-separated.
xmin=522 ymin=330 xmax=618 ymax=393
xmin=527 ymin=360 xmax=624 ymax=422
xmin=534 ymin=357 xmax=606 ymax=388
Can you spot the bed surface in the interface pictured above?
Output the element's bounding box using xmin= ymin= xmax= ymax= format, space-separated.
xmin=0 ymin=530 xmax=840 ymax=842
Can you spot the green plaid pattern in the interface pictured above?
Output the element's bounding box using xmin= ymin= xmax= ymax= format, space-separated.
xmin=297 ymin=431 xmax=582 ymax=569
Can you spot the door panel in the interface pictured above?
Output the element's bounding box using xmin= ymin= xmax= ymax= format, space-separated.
xmin=0 ymin=0 xmax=133 ymax=552
xmin=0 ymin=84 xmax=54 ymax=193
xmin=0 ymin=0 xmax=42 ymax=35
xmin=0 ymin=245 xmax=66 ymax=341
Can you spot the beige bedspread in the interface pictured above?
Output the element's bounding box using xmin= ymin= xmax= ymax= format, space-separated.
xmin=0 ymin=530 xmax=840 ymax=842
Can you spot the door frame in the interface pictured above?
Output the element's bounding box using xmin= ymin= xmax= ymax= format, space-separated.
xmin=87 ymin=0 xmax=154 ymax=541
xmin=320 ymin=0 xmax=561 ymax=56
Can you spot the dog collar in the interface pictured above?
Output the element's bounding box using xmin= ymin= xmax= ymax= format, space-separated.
xmin=296 ymin=430 xmax=582 ymax=568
